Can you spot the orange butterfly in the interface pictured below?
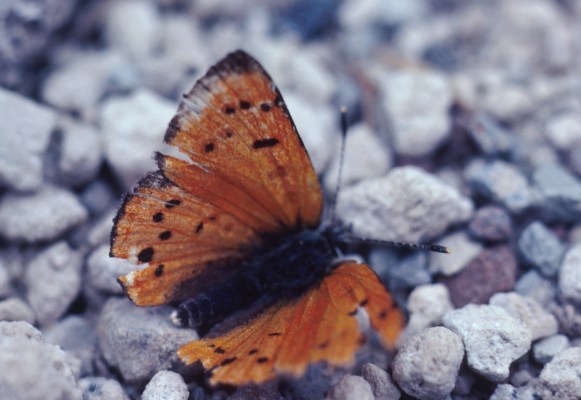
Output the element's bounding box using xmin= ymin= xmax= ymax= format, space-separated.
xmin=110 ymin=50 xmax=404 ymax=386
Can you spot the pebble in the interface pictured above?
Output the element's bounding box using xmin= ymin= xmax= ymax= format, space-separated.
xmin=360 ymin=363 xmax=401 ymax=400
xmin=532 ymin=163 xmax=581 ymax=223
xmin=559 ymin=243 xmax=581 ymax=304
xmin=79 ymin=377 xmax=130 ymax=400
xmin=0 ymin=185 xmax=88 ymax=243
xmin=429 ymin=230 xmax=482 ymax=276
xmin=518 ymin=221 xmax=565 ymax=277
xmin=339 ymin=0 xmax=427 ymax=28
xmin=0 ymin=87 xmax=57 ymax=191
xmin=544 ymin=112 xmax=581 ymax=151
xmin=142 ymin=370 xmax=189 ymax=400
xmin=468 ymin=205 xmax=512 ymax=242
xmin=287 ymin=50 xmax=336 ymax=105
xmin=44 ymin=316 xmax=98 ymax=376
xmin=87 ymin=244 xmax=135 ymax=295
xmin=327 ymin=374 xmax=374 ymax=400
xmin=24 ymin=242 xmax=83 ymax=327
xmin=337 ymin=166 xmax=473 ymax=243
xmin=0 ymin=263 xmax=11 ymax=298
xmin=324 ymin=122 xmax=392 ymax=192
xmin=97 ymin=297 xmax=198 ymax=383
xmin=58 ymin=121 xmax=103 ymax=187
xmin=465 ymin=159 xmax=532 ymax=214
xmin=443 ymin=304 xmax=532 ymax=382
xmin=0 ymin=297 xmax=35 ymax=324
xmin=381 ymin=70 xmax=452 ymax=157
xmin=489 ymin=292 xmax=558 ymax=341
xmin=80 ymin=180 xmax=117 ymax=217
xmin=533 ymin=334 xmax=570 ymax=365
xmin=384 ymin=251 xmax=431 ymax=291
xmin=393 ymin=327 xmax=464 ymax=400
xmin=404 ymin=284 xmax=453 ymax=339
xmin=0 ymin=321 xmax=82 ymax=400
xmin=104 ymin=0 xmax=161 ymax=59
xmin=536 ymin=347 xmax=581 ymax=400
xmin=554 ymin=304 xmax=581 ymax=337
xmin=101 ymin=89 xmax=175 ymax=189
xmin=465 ymin=112 xmax=513 ymax=156
xmin=42 ymin=51 xmax=137 ymax=115
xmin=442 ymin=245 xmax=517 ymax=307
xmin=477 ymin=73 xmax=533 ymax=122
xmin=514 ymin=270 xmax=556 ymax=307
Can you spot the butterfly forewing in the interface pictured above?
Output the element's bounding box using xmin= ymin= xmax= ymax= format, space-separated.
xmin=177 ymin=262 xmax=404 ymax=386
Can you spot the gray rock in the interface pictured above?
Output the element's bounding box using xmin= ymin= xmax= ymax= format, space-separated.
xmin=554 ymin=304 xmax=581 ymax=337
xmin=381 ymin=70 xmax=452 ymax=157
xmin=0 ymin=297 xmax=35 ymax=324
xmin=360 ymin=363 xmax=401 ymax=400
xmin=468 ymin=205 xmax=512 ymax=242
xmin=489 ymin=384 xmax=523 ymax=400
xmin=465 ymin=159 xmax=532 ymax=214
xmin=101 ymin=90 xmax=175 ymax=188
xmin=0 ymin=185 xmax=88 ymax=243
xmin=104 ymin=0 xmax=161 ymax=59
xmin=0 ymin=0 xmax=77 ymax=87
xmin=465 ymin=113 xmax=513 ymax=156
xmin=24 ymin=241 xmax=83 ymax=327
xmin=514 ymin=270 xmax=556 ymax=307
xmin=518 ymin=221 xmax=565 ymax=277
xmin=536 ymin=347 xmax=581 ymax=400
xmin=44 ymin=316 xmax=98 ymax=376
xmin=87 ymin=244 xmax=135 ymax=295
xmin=489 ymin=292 xmax=558 ymax=341
xmin=0 ymin=263 xmax=11 ymax=298
xmin=42 ymin=51 xmax=137 ymax=115
xmin=393 ymin=327 xmax=464 ymax=400
xmin=324 ymin=122 xmax=392 ymax=192
xmin=340 ymin=0 xmax=428 ymax=28
xmin=533 ymin=334 xmax=570 ymax=364
xmin=443 ymin=304 xmax=532 ymax=382
xmin=79 ymin=377 xmax=129 ymax=400
xmin=142 ymin=370 xmax=189 ymax=400
xmin=98 ymin=297 xmax=197 ymax=383
xmin=404 ymin=284 xmax=453 ymax=340
xmin=544 ymin=112 xmax=581 ymax=151
xmin=0 ymin=87 xmax=57 ymax=191
xmin=0 ymin=321 xmax=82 ymax=400
xmin=337 ymin=166 xmax=473 ymax=243
xmin=559 ymin=243 xmax=581 ymax=304
xmin=429 ymin=231 xmax=482 ymax=276
xmin=532 ymin=163 xmax=581 ymax=223
xmin=80 ymin=180 xmax=116 ymax=216
xmin=327 ymin=374 xmax=374 ymax=400
xmin=58 ymin=121 xmax=103 ymax=187
xmin=231 ymin=383 xmax=283 ymax=400
xmin=386 ymin=251 xmax=431 ymax=291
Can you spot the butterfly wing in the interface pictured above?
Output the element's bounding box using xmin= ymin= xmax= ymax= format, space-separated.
xmin=177 ymin=261 xmax=404 ymax=386
xmin=110 ymin=51 xmax=323 ymax=306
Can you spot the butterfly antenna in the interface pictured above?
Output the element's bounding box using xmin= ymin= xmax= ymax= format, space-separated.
xmin=330 ymin=106 xmax=349 ymax=226
xmin=347 ymin=237 xmax=451 ymax=254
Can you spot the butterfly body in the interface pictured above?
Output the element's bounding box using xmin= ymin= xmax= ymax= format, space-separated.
xmin=110 ymin=50 xmax=404 ymax=386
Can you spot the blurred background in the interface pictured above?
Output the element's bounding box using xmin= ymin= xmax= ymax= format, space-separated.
xmin=1 ymin=1 xmax=581 ymax=399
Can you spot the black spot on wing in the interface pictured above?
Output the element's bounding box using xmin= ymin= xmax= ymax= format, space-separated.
xmin=268 ymin=332 xmax=281 ymax=337
xmin=253 ymin=138 xmax=279 ymax=149
xmin=138 ymin=247 xmax=154 ymax=263
xmin=204 ymin=143 xmax=215 ymax=153
xmin=165 ymin=199 xmax=181 ymax=209
xmin=159 ymin=231 xmax=172 ymax=241
xmin=239 ymin=100 xmax=251 ymax=110
xmin=196 ymin=222 xmax=204 ymax=234
xmin=248 ymin=349 xmax=258 ymax=355
xmin=152 ymin=212 xmax=164 ymax=223
xmin=221 ymin=357 xmax=237 ymax=366
xmin=256 ymin=357 xmax=269 ymax=364
xmin=154 ymin=264 xmax=165 ymax=277
xmin=260 ymin=102 xmax=272 ymax=112
xmin=214 ymin=347 xmax=226 ymax=354
xmin=224 ymin=106 xmax=235 ymax=115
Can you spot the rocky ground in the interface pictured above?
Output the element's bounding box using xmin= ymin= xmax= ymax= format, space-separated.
xmin=1 ymin=0 xmax=581 ymax=399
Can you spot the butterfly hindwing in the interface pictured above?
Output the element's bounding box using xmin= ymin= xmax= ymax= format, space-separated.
xmin=177 ymin=261 xmax=404 ymax=386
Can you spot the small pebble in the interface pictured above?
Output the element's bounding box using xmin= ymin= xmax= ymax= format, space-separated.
xmin=532 ymin=163 xmax=581 ymax=223
xmin=537 ymin=347 xmax=581 ymax=400
xmin=533 ymin=334 xmax=570 ymax=364
xmin=404 ymin=284 xmax=453 ymax=339
xmin=443 ymin=304 xmax=532 ymax=382
xmin=430 ymin=230 xmax=482 ymax=276
xmin=327 ymin=374 xmax=374 ymax=400
xmin=0 ymin=88 xmax=57 ymax=192
xmin=381 ymin=70 xmax=452 ymax=157
xmin=393 ymin=327 xmax=464 ymax=400
xmin=87 ymin=244 xmax=135 ymax=295
xmin=79 ymin=377 xmax=130 ymax=400
xmin=559 ymin=243 xmax=581 ymax=304
xmin=517 ymin=221 xmax=565 ymax=277
xmin=468 ymin=205 xmax=512 ymax=242
xmin=465 ymin=158 xmax=532 ymax=214
xmin=338 ymin=166 xmax=473 ymax=243
xmin=0 ymin=297 xmax=35 ymax=324
xmin=514 ymin=270 xmax=556 ymax=307
xmin=360 ymin=363 xmax=401 ymax=400
xmin=442 ymin=245 xmax=517 ymax=307
xmin=489 ymin=292 xmax=558 ymax=341
xmin=24 ymin=241 xmax=83 ymax=327
xmin=58 ymin=121 xmax=103 ymax=187
xmin=544 ymin=112 xmax=581 ymax=151
xmin=142 ymin=370 xmax=189 ymax=400
xmin=465 ymin=112 xmax=513 ymax=156
xmin=0 ymin=185 xmax=88 ymax=243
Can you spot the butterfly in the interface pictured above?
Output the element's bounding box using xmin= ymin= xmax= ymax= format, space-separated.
xmin=110 ymin=50 xmax=405 ymax=386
